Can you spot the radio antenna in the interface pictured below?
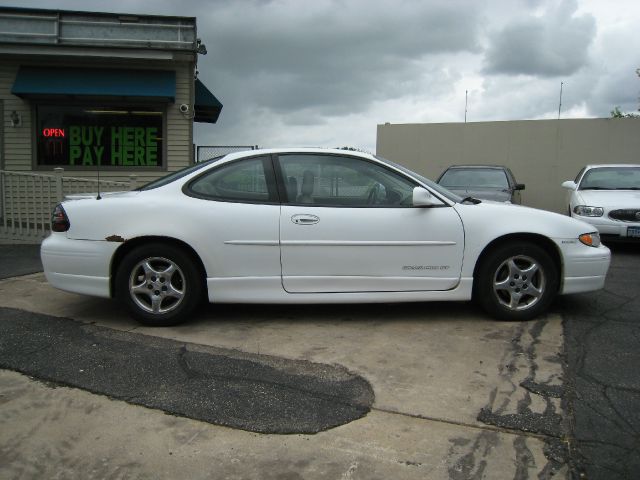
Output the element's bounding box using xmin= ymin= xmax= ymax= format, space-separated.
xmin=96 ymin=152 xmax=102 ymax=200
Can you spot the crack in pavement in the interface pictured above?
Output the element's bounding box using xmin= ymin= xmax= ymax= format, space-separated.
xmin=471 ymin=316 xmax=567 ymax=477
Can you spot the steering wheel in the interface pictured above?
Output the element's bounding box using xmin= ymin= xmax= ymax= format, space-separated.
xmin=366 ymin=183 xmax=381 ymax=204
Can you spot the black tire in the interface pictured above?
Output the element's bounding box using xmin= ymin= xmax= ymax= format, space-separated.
xmin=115 ymin=243 xmax=203 ymax=326
xmin=475 ymin=242 xmax=558 ymax=321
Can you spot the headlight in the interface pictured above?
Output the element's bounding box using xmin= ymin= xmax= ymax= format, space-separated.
xmin=579 ymin=232 xmax=601 ymax=247
xmin=573 ymin=205 xmax=604 ymax=217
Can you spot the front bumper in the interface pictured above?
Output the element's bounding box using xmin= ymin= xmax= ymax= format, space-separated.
xmin=571 ymin=214 xmax=640 ymax=240
xmin=41 ymin=233 xmax=118 ymax=298
xmin=557 ymin=239 xmax=611 ymax=295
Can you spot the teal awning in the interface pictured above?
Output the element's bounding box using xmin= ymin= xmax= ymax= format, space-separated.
xmin=194 ymin=78 xmax=223 ymax=123
xmin=11 ymin=66 xmax=176 ymax=102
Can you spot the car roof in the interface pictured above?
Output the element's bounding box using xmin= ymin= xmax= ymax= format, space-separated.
xmin=444 ymin=165 xmax=509 ymax=169
xmin=221 ymin=147 xmax=375 ymax=162
xmin=584 ymin=164 xmax=640 ymax=169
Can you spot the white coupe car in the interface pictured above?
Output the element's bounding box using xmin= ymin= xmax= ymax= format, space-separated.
xmin=562 ymin=164 xmax=640 ymax=241
xmin=42 ymin=148 xmax=610 ymax=326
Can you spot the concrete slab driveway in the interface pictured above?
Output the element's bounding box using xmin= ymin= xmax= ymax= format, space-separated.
xmin=0 ymin=261 xmax=570 ymax=480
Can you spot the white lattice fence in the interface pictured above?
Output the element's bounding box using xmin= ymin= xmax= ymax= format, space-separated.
xmin=0 ymin=168 xmax=135 ymax=244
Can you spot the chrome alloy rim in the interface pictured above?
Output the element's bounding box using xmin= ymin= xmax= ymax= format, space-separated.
xmin=129 ymin=257 xmax=186 ymax=315
xmin=492 ymin=255 xmax=545 ymax=311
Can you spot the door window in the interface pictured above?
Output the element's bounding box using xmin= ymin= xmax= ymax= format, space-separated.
xmin=278 ymin=154 xmax=416 ymax=207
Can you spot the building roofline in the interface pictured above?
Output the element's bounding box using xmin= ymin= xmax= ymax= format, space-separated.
xmin=0 ymin=6 xmax=196 ymax=23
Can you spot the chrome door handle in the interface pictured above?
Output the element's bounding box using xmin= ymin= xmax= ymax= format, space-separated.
xmin=291 ymin=214 xmax=319 ymax=225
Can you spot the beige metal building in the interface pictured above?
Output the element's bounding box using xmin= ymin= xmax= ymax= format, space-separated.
xmin=377 ymin=118 xmax=640 ymax=213
xmin=0 ymin=6 xmax=222 ymax=243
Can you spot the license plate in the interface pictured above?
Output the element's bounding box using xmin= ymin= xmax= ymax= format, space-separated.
xmin=628 ymin=226 xmax=640 ymax=238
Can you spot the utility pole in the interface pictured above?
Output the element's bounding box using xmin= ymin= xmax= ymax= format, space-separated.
xmin=558 ymin=82 xmax=563 ymax=119
xmin=465 ymin=90 xmax=468 ymax=123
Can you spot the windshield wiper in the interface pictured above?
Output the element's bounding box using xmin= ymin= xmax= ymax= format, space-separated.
xmin=460 ymin=196 xmax=482 ymax=204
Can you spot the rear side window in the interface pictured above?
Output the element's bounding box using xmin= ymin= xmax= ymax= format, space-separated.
xmin=187 ymin=156 xmax=278 ymax=203
xmin=139 ymin=156 xmax=222 ymax=191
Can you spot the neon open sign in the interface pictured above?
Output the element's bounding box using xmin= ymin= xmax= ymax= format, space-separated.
xmin=42 ymin=128 xmax=65 ymax=137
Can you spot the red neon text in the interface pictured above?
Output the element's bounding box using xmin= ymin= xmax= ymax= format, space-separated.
xmin=42 ymin=128 xmax=65 ymax=138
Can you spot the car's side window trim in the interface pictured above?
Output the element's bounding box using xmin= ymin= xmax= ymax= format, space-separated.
xmin=270 ymin=153 xmax=289 ymax=205
xmin=183 ymin=155 xmax=280 ymax=205
xmin=274 ymin=153 xmax=437 ymax=208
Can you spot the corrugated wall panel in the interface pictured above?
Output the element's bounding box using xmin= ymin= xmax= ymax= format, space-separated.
xmin=1 ymin=62 xmax=32 ymax=171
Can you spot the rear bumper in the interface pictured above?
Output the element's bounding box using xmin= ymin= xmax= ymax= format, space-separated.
xmin=41 ymin=233 xmax=117 ymax=298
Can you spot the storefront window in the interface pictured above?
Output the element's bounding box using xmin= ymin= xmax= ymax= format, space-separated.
xmin=36 ymin=105 xmax=164 ymax=169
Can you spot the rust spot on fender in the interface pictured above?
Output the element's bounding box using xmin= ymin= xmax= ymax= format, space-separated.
xmin=105 ymin=235 xmax=125 ymax=243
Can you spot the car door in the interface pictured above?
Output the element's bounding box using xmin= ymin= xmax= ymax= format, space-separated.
xmin=184 ymin=155 xmax=281 ymax=284
xmin=277 ymin=153 xmax=465 ymax=293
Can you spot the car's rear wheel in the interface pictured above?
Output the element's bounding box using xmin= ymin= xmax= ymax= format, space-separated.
xmin=116 ymin=243 xmax=203 ymax=326
xmin=475 ymin=242 xmax=558 ymax=321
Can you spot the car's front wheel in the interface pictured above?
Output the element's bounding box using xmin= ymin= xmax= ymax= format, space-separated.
xmin=115 ymin=243 xmax=203 ymax=326
xmin=475 ymin=242 xmax=558 ymax=321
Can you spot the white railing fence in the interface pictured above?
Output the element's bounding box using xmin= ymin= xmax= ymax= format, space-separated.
xmin=0 ymin=168 xmax=137 ymax=244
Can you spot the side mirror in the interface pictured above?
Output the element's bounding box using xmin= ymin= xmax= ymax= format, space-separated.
xmin=412 ymin=187 xmax=441 ymax=207
xmin=514 ymin=183 xmax=525 ymax=191
xmin=561 ymin=181 xmax=577 ymax=190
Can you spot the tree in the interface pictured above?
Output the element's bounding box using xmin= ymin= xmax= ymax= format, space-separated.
xmin=610 ymin=106 xmax=639 ymax=118
xmin=611 ymin=69 xmax=640 ymax=118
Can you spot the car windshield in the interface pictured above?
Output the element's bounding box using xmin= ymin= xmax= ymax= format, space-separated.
xmin=579 ymin=167 xmax=640 ymax=190
xmin=438 ymin=168 xmax=509 ymax=189
xmin=137 ymin=156 xmax=224 ymax=191
xmin=374 ymin=155 xmax=462 ymax=202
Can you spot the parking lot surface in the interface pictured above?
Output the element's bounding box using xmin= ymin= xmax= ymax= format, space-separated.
xmin=558 ymin=243 xmax=640 ymax=480
xmin=0 ymin=243 xmax=637 ymax=479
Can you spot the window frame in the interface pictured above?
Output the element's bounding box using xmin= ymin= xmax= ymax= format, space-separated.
xmin=273 ymin=153 xmax=422 ymax=208
xmin=183 ymin=154 xmax=280 ymax=205
xmin=32 ymin=100 xmax=167 ymax=172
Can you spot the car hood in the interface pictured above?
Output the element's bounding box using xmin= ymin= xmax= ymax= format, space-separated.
xmin=453 ymin=200 xmax=597 ymax=239
xmin=447 ymin=187 xmax=512 ymax=203
xmin=576 ymin=190 xmax=640 ymax=208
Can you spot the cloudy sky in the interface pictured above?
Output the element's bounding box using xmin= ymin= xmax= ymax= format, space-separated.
xmin=4 ymin=0 xmax=640 ymax=152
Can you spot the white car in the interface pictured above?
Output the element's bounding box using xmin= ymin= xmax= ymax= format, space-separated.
xmin=562 ymin=164 xmax=640 ymax=241
xmin=42 ymin=148 xmax=610 ymax=326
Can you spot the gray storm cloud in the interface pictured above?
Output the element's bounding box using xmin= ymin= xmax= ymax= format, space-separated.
xmin=1 ymin=0 xmax=637 ymax=150
xmin=202 ymin=0 xmax=481 ymax=115
xmin=483 ymin=0 xmax=596 ymax=77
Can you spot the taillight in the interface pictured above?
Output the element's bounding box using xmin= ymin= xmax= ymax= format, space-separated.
xmin=51 ymin=204 xmax=70 ymax=232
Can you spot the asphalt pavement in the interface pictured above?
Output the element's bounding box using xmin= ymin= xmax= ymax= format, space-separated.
xmin=0 ymin=306 xmax=373 ymax=434
xmin=0 ymin=244 xmax=42 ymax=279
xmin=557 ymin=242 xmax=640 ymax=480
